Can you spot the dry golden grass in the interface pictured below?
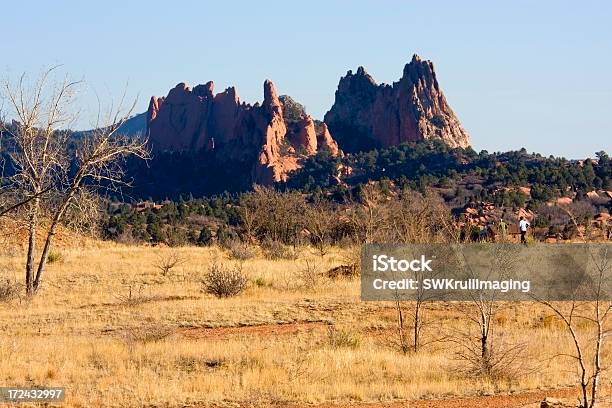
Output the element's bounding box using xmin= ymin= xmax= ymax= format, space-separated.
xmin=0 ymin=239 xmax=611 ymax=407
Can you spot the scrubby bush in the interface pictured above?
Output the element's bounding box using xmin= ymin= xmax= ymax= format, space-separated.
xmin=261 ymin=240 xmax=297 ymax=260
xmin=226 ymin=241 xmax=256 ymax=261
xmin=0 ymin=279 xmax=21 ymax=302
xmin=201 ymin=263 xmax=248 ymax=298
xmin=296 ymin=260 xmax=321 ymax=289
xmin=326 ymin=264 xmax=359 ymax=280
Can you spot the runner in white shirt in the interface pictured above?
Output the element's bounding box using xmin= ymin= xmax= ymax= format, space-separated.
xmin=518 ymin=216 xmax=530 ymax=244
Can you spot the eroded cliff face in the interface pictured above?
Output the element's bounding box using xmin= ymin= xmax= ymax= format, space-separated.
xmin=147 ymin=80 xmax=340 ymax=185
xmin=324 ymin=54 xmax=470 ymax=152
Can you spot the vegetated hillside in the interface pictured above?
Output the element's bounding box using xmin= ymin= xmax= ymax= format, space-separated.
xmin=2 ymin=117 xmax=609 ymax=205
xmin=116 ymin=138 xmax=610 ymax=202
xmin=285 ymin=141 xmax=611 ymax=205
xmin=99 ymin=141 xmax=611 ymax=247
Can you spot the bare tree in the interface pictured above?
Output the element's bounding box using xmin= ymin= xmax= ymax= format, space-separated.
xmin=303 ymin=200 xmax=335 ymax=258
xmin=558 ymin=202 xmax=597 ymax=242
xmin=239 ymin=185 xmax=305 ymax=245
xmin=391 ymin=191 xmax=458 ymax=353
xmin=347 ymin=186 xmax=462 ymax=354
xmin=237 ymin=191 xmax=260 ymax=243
xmin=391 ymin=190 xmax=459 ymax=244
xmin=451 ymin=244 xmax=527 ymax=379
xmin=537 ymin=245 xmax=611 ymax=408
xmin=347 ymin=183 xmax=389 ymax=244
xmin=1 ymin=67 xmax=149 ymax=295
xmin=154 ymin=250 xmax=186 ymax=277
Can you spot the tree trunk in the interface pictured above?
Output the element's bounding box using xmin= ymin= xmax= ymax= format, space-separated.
xmin=413 ymin=301 xmax=421 ymax=353
xmin=32 ymin=185 xmax=78 ymax=294
xmin=396 ymin=297 xmax=408 ymax=354
xmin=25 ymin=197 xmax=40 ymax=296
xmin=32 ymin=227 xmax=56 ymax=293
xmin=589 ymin=315 xmax=603 ymax=408
xmin=481 ymin=310 xmax=491 ymax=374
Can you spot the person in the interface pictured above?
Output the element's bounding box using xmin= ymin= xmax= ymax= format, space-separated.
xmin=498 ymin=218 xmax=507 ymax=238
xmin=518 ymin=216 xmax=530 ymax=244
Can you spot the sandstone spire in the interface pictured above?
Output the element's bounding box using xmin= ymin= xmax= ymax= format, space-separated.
xmin=324 ymin=55 xmax=470 ymax=152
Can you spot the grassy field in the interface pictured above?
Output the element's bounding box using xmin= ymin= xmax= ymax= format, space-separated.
xmin=0 ymin=240 xmax=610 ymax=407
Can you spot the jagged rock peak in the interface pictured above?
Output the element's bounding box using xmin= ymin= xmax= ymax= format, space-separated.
xmin=402 ymin=54 xmax=439 ymax=91
xmin=344 ymin=66 xmax=377 ymax=87
xmin=193 ymin=81 xmax=214 ymax=97
xmin=324 ymin=55 xmax=470 ymax=152
xmin=263 ymin=80 xmax=282 ymax=108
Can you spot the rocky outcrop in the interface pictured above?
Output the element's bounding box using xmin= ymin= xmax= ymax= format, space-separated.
xmin=147 ymin=80 xmax=340 ymax=185
xmin=317 ymin=123 xmax=340 ymax=156
xmin=293 ymin=116 xmax=318 ymax=155
xmin=324 ymin=54 xmax=470 ymax=152
xmin=147 ymin=82 xmax=213 ymax=151
xmin=146 ymin=55 xmax=467 ymax=186
xmin=252 ymin=80 xmax=293 ymax=185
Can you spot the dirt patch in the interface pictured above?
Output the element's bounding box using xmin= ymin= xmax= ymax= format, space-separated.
xmin=308 ymin=387 xmax=609 ymax=408
xmin=178 ymin=321 xmax=329 ymax=340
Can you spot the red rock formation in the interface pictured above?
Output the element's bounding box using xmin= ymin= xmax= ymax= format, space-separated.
xmin=324 ymin=54 xmax=470 ymax=152
xmin=147 ymin=79 xmax=340 ymax=185
xmin=147 ymin=82 xmax=212 ymax=151
xmin=252 ymin=80 xmax=290 ymax=184
xmin=317 ymin=123 xmax=340 ymax=156
xmin=293 ymin=116 xmax=318 ymax=155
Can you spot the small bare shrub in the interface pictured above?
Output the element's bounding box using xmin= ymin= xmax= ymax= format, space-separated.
xmin=115 ymin=283 xmax=157 ymax=306
xmin=201 ymin=263 xmax=248 ymax=298
xmin=153 ymin=251 xmax=185 ymax=277
xmin=121 ymin=324 xmax=175 ymax=351
xmin=252 ymin=277 xmax=271 ymax=288
xmin=326 ymin=264 xmax=359 ymax=280
xmin=0 ymin=279 xmax=21 ymax=302
xmin=452 ymin=332 xmax=531 ymax=382
xmin=296 ymin=260 xmax=321 ymax=289
xmin=226 ymin=241 xmax=256 ymax=261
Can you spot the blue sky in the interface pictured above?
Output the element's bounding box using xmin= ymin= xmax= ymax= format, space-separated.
xmin=2 ymin=0 xmax=610 ymax=158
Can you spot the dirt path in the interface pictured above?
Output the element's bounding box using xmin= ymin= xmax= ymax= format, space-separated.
xmin=307 ymin=387 xmax=610 ymax=408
